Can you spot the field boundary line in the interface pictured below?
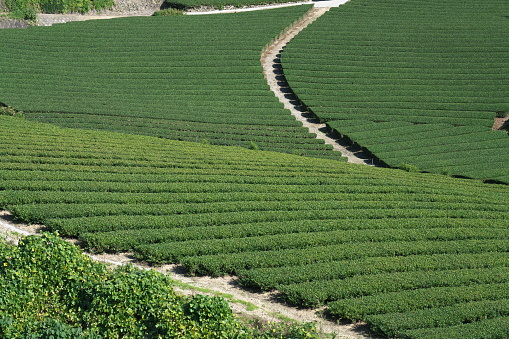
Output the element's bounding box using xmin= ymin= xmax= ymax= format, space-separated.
xmin=261 ymin=5 xmax=376 ymax=165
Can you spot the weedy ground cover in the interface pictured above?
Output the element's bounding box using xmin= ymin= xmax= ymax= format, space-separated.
xmin=282 ymin=0 xmax=509 ymax=182
xmin=1 ymin=115 xmax=509 ymax=338
xmin=0 ymin=5 xmax=344 ymax=161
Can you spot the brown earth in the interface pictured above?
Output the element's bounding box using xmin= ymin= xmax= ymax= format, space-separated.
xmin=492 ymin=116 xmax=509 ymax=131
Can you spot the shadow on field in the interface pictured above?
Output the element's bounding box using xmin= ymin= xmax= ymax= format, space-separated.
xmin=272 ymin=50 xmax=386 ymax=167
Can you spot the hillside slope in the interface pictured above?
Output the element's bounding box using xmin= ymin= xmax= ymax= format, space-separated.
xmin=1 ymin=115 xmax=509 ymax=337
xmin=0 ymin=6 xmax=344 ymax=161
xmin=283 ymin=0 xmax=509 ymax=182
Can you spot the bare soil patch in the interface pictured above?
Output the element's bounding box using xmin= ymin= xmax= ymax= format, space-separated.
xmin=492 ymin=116 xmax=509 ymax=131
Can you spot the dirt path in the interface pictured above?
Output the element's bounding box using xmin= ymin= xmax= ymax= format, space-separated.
xmin=0 ymin=211 xmax=375 ymax=338
xmin=261 ymin=7 xmax=375 ymax=165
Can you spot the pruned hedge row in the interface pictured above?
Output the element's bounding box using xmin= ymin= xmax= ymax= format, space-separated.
xmin=0 ymin=5 xmax=344 ymax=162
xmin=282 ymin=0 xmax=509 ymax=182
xmin=1 ymin=106 xmax=509 ymax=338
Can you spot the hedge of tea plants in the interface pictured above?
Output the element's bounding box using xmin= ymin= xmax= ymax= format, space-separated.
xmin=0 ymin=6 xmax=344 ymax=161
xmin=282 ymin=0 xmax=509 ymax=182
xmin=1 ymin=115 xmax=509 ymax=338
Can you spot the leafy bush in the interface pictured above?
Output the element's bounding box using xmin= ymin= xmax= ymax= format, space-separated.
xmin=0 ymin=105 xmax=24 ymax=118
xmin=5 ymin=0 xmax=114 ymax=15
xmin=8 ymin=6 xmax=37 ymax=20
xmin=399 ymin=163 xmax=420 ymax=173
xmin=152 ymin=8 xmax=184 ymax=16
xmin=248 ymin=141 xmax=260 ymax=150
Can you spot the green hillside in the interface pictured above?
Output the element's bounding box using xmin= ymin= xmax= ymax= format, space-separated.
xmin=1 ymin=115 xmax=509 ymax=338
xmin=0 ymin=6 xmax=344 ymax=161
xmin=282 ymin=0 xmax=509 ymax=182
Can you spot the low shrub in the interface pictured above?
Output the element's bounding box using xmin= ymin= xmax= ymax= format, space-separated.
xmin=399 ymin=162 xmax=420 ymax=173
xmin=5 ymin=0 xmax=114 ymax=15
xmin=152 ymin=8 xmax=184 ymax=16
xmin=0 ymin=105 xmax=24 ymax=118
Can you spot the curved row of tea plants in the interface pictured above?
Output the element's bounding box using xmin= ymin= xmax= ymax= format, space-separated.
xmin=282 ymin=0 xmax=509 ymax=182
xmin=0 ymin=232 xmax=320 ymax=339
xmin=1 ymin=116 xmax=509 ymax=338
xmin=0 ymin=5 xmax=344 ymax=161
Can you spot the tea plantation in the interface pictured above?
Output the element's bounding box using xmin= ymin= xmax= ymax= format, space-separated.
xmin=1 ymin=115 xmax=509 ymax=338
xmin=0 ymin=5 xmax=345 ymax=161
xmin=282 ymin=0 xmax=509 ymax=182
xmin=1 ymin=0 xmax=509 ymax=337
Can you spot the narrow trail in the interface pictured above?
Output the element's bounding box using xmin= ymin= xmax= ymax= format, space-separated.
xmin=261 ymin=6 xmax=376 ymax=165
xmin=0 ymin=211 xmax=375 ymax=338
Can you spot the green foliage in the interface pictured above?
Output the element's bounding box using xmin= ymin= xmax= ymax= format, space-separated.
xmin=91 ymin=0 xmax=114 ymax=11
xmin=366 ymin=299 xmax=509 ymax=338
xmin=152 ymin=8 xmax=183 ymax=16
xmin=182 ymin=294 xmax=249 ymax=338
xmin=402 ymin=316 xmax=509 ymax=339
xmin=248 ymin=141 xmax=260 ymax=150
xmin=4 ymin=0 xmax=113 ymax=14
xmin=0 ymin=232 xmax=319 ymax=338
xmin=400 ymin=163 xmax=420 ymax=173
xmin=248 ymin=320 xmax=320 ymax=339
xmin=283 ymin=0 xmax=509 ymax=182
xmin=1 ymin=112 xmax=509 ymax=337
xmin=20 ymin=319 xmax=100 ymax=339
xmin=0 ymin=5 xmax=344 ymax=162
xmin=0 ymin=105 xmax=23 ymax=118
xmin=0 ymin=232 xmax=107 ymax=337
xmin=8 ymin=6 xmax=37 ymax=20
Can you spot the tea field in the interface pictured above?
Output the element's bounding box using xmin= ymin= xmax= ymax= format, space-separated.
xmin=2 ymin=1 xmax=509 ymax=337
xmin=1 ymin=115 xmax=509 ymax=338
xmin=282 ymin=0 xmax=509 ymax=182
xmin=0 ymin=5 xmax=345 ymax=161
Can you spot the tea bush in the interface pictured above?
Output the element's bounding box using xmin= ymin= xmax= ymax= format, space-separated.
xmin=283 ymin=0 xmax=509 ymax=182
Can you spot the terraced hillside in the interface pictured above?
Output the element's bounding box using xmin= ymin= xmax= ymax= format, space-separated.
xmin=1 ymin=115 xmax=509 ymax=338
xmin=282 ymin=0 xmax=509 ymax=181
xmin=0 ymin=5 xmax=345 ymax=161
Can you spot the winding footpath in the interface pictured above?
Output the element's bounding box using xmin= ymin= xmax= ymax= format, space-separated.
xmin=261 ymin=1 xmax=376 ymax=165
